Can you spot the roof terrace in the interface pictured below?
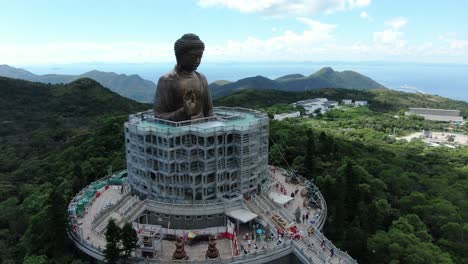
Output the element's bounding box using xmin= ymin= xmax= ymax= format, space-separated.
xmin=126 ymin=107 xmax=268 ymax=134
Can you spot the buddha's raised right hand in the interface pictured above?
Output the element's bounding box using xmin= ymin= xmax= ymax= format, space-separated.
xmin=183 ymin=90 xmax=197 ymax=117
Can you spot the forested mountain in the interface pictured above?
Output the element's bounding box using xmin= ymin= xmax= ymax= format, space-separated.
xmin=215 ymin=88 xmax=468 ymax=116
xmin=0 ymin=65 xmax=156 ymax=103
xmin=210 ymin=75 xmax=285 ymax=97
xmin=1 ymin=65 xmax=386 ymax=102
xmin=1 ymin=77 xmax=466 ymax=264
xmin=209 ymin=67 xmax=386 ymax=98
xmin=0 ymin=77 xmax=149 ymax=263
xmin=277 ymin=67 xmax=386 ymax=91
xmin=218 ymin=88 xmax=468 ymax=263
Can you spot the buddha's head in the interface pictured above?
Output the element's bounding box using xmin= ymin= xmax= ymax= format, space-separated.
xmin=174 ymin=33 xmax=205 ymax=72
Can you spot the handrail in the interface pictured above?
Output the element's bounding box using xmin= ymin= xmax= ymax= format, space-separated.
xmin=312 ymin=227 xmax=357 ymax=264
xmin=133 ymin=240 xmax=293 ymax=263
xmin=276 ymin=165 xmax=328 ymax=231
xmin=91 ymin=193 xmax=131 ymax=227
xmin=126 ymin=108 xmax=269 ymax=135
xmin=67 ymin=230 xmax=105 ymax=260
xmin=69 ymin=166 xmax=355 ymax=263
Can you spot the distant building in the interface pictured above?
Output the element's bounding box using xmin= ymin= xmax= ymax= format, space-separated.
xmin=354 ymin=100 xmax=368 ymax=106
xmin=314 ymin=98 xmax=328 ymax=103
xmin=294 ymin=98 xmax=336 ymax=115
xmin=342 ymin=99 xmax=353 ymax=105
xmin=323 ymin=100 xmax=338 ymax=109
xmin=407 ymin=108 xmax=464 ymax=122
xmin=423 ymin=129 xmax=432 ymax=138
xmin=273 ymin=111 xmax=301 ymax=121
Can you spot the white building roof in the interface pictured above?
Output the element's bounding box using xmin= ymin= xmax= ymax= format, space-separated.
xmin=268 ymin=192 xmax=294 ymax=205
xmin=418 ymin=115 xmax=463 ymax=122
xmin=409 ymin=108 xmax=460 ymax=117
xmin=226 ymin=209 xmax=258 ymax=223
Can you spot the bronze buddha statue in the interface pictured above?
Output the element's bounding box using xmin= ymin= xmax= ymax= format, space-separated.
xmin=154 ymin=33 xmax=214 ymax=121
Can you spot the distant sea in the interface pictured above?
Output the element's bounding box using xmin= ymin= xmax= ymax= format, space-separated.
xmin=20 ymin=61 xmax=468 ymax=102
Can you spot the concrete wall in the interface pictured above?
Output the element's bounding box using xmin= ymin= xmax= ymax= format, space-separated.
xmin=143 ymin=210 xmax=225 ymax=229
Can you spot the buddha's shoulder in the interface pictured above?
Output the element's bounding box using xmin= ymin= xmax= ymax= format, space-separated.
xmin=158 ymin=69 xmax=178 ymax=82
xmin=194 ymin=71 xmax=207 ymax=81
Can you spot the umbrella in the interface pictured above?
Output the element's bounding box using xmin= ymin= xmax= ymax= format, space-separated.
xmin=187 ymin=232 xmax=196 ymax=239
xmin=256 ymin=229 xmax=263 ymax=235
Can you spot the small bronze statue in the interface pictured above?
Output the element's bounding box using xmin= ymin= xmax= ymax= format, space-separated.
xmin=205 ymin=235 xmax=219 ymax=259
xmin=154 ymin=33 xmax=214 ymax=121
xmin=172 ymin=237 xmax=189 ymax=260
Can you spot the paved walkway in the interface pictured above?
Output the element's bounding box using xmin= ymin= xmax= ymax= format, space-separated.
xmin=264 ymin=167 xmax=348 ymax=264
xmin=78 ymin=186 xmax=126 ymax=249
xmin=73 ymin=172 xmax=355 ymax=263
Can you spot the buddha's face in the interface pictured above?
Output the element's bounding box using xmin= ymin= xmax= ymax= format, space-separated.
xmin=178 ymin=49 xmax=203 ymax=72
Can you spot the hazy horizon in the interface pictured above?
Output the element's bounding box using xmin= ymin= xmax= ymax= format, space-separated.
xmin=10 ymin=61 xmax=468 ymax=102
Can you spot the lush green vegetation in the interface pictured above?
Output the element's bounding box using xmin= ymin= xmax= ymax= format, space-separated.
xmin=0 ymin=77 xmax=149 ymax=263
xmin=258 ymin=103 xmax=304 ymax=119
xmin=234 ymin=89 xmax=467 ymax=263
xmin=104 ymin=220 xmax=138 ymax=264
xmin=0 ymin=65 xmax=156 ymax=103
xmin=215 ymin=88 xmax=468 ymax=118
xmin=1 ymin=76 xmax=466 ymax=264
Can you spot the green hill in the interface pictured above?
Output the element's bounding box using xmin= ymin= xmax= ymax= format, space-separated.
xmin=1 ymin=76 xmax=466 ymax=264
xmin=212 ymin=80 xmax=232 ymax=86
xmin=0 ymin=65 xmax=156 ymax=103
xmin=2 ymin=65 xmax=386 ymax=102
xmin=209 ymin=67 xmax=386 ymax=98
xmin=0 ymin=76 xmax=148 ymax=180
xmin=274 ymin=73 xmax=306 ymax=81
xmin=216 ymin=87 xmax=467 ymax=263
xmin=214 ymin=88 xmax=468 ymax=116
xmin=210 ymin=75 xmax=285 ymax=98
xmin=283 ymin=67 xmax=386 ymax=91
xmin=0 ymin=77 xmax=149 ymax=263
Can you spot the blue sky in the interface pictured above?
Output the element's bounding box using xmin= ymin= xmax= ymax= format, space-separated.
xmin=1 ymin=0 xmax=467 ymax=64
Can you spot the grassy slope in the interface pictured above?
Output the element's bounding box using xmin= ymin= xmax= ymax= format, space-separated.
xmin=214 ymin=88 xmax=468 ymax=116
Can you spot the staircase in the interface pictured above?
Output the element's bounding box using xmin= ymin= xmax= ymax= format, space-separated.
xmin=119 ymin=200 xmax=145 ymax=224
xmin=93 ymin=212 xmax=122 ymax=235
xmin=294 ymin=238 xmax=327 ymax=264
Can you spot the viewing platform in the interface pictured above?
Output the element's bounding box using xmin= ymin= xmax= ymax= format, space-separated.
xmin=68 ymin=107 xmax=357 ymax=263
xmin=68 ymin=168 xmax=357 ymax=263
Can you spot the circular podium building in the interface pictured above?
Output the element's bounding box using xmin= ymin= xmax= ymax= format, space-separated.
xmin=68 ymin=107 xmax=356 ymax=263
xmin=125 ymin=107 xmax=270 ymax=203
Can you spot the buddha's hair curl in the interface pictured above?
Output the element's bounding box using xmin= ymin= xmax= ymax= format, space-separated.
xmin=174 ymin=33 xmax=205 ymax=60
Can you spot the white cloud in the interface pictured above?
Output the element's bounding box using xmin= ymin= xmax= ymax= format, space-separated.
xmin=204 ymin=18 xmax=337 ymax=61
xmin=438 ymin=33 xmax=468 ymax=52
xmin=198 ymin=0 xmax=371 ymax=16
xmin=448 ymin=39 xmax=468 ymax=50
xmin=385 ymin=17 xmax=408 ymax=29
xmin=0 ymin=42 xmax=173 ymax=64
xmin=372 ymin=17 xmax=408 ymax=55
xmin=360 ymin=11 xmax=373 ymax=21
xmin=374 ymin=29 xmax=405 ymax=46
xmin=1 ymin=18 xmax=468 ymax=64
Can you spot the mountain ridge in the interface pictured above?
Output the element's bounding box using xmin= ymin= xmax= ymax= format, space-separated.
xmin=209 ymin=67 xmax=386 ymax=98
xmin=0 ymin=65 xmax=156 ymax=103
xmin=2 ymin=65 xmax=386 ymax=102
